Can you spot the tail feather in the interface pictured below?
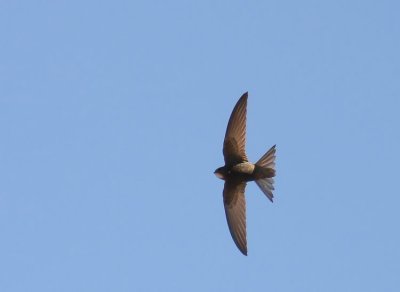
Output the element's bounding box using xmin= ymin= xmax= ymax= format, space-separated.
xmin=255 ymin=145 xmax=276 ymax=202
xmin=255 ymin=178 xmax=275 ymax=202
xmin=256 ymin=144 xmax=276 ymax=168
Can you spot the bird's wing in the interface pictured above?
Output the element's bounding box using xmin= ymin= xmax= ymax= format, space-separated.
xmin=223 ymin=179 xmax=247 ymax=255
xmin=223 ymin=92 xmax=248 ymax=166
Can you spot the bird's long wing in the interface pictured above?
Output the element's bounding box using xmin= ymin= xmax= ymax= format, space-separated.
xmin=223 ymin=92 xmax=248 ymax=166
xmin=223 ymin=179 xmax=247 ymax=255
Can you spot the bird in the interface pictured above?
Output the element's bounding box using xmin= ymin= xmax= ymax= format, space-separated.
xmin=214 ymin=92 xmax=276 ymax=256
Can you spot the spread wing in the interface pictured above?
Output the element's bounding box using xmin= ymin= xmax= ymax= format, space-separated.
xmin=223 ymin=179 xmax=247 ymax=255
xmin=223 ymin=92 xmax=248 ymax=166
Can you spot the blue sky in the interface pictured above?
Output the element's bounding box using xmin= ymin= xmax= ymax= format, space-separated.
xmin=1 ymin=1 xmax=399 ymax=291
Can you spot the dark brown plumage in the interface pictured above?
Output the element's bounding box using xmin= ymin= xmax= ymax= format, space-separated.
xmin=214 ymin=92 xmax=276 ymax=255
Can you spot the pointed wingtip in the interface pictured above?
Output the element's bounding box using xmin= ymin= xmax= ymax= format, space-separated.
xmin=240 ymin=247 xmax=248 ymax=256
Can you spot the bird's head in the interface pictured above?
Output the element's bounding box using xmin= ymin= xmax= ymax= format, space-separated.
xmin=214 ymin=167 xmax=227 ymax=180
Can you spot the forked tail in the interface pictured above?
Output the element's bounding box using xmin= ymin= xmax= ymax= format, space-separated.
xmin=255 ymin=145 xmax=276 ymax=202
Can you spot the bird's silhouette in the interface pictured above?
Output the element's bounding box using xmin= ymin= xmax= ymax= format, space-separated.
xmin=214 ymin=92 xmax=276 ymax=255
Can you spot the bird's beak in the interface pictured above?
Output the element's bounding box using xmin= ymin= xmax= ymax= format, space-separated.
xmin=214 ymin=171 xmax=224 ymax=180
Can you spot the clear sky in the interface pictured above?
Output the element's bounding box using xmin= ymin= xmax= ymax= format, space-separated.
xmin=1 ymin=1 xmax=399 ymax=291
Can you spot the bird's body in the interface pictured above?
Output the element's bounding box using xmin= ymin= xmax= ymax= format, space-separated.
xmin=214 ymin=92 xmax=276 ymax=256
xmin=230 ymin=162 xmax=255 ymax=176
xmin=216 ymin=162 xmax=275 ymax=181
